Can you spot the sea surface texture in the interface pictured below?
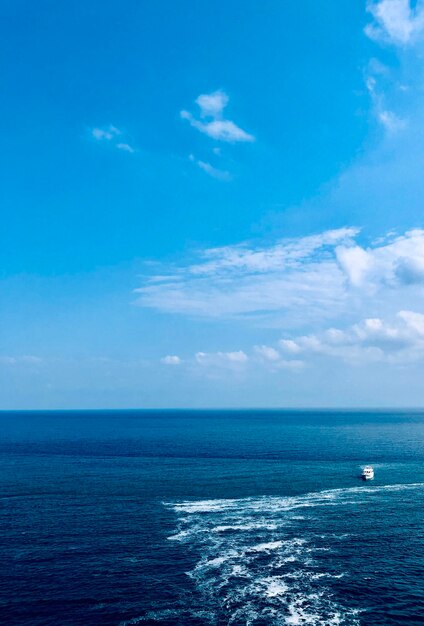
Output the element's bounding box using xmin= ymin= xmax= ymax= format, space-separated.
xmin=1 ymin=410 xmax=424 ymax=625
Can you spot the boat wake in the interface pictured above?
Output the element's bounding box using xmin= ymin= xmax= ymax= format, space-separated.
xmin=159 ymin=484 xmax=424 ymax=625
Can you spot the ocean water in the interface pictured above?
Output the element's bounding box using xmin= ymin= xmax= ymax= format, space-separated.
xmin=2 ymin=410 xmax=424 ymax=625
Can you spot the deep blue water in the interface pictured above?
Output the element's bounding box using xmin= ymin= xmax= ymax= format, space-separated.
xmin=2 ymin=410 xmax=424 ymax=625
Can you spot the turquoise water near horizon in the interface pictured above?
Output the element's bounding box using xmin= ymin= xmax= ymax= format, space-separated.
xmin=1 ymin=409 xmax=424 ymax=625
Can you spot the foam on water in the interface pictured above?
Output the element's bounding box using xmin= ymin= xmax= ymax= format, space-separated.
xmin=248 ymin=540 xmax=284 ymax=552
xmin=162 ymin=483 xmax=424 ymax=624
xmin=164 ymin=487 xmax=388 ymax=624
xmin=212 ymin=522 xmax=279 ymax=532
xmin=262 ymin=577 xmax=289 ymax=597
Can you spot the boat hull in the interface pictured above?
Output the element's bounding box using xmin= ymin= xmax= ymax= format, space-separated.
xmin=361 ymin=466 xmax=374 ymax=480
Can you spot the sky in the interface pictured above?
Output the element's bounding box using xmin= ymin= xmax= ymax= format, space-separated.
xmin=2 ymin=0 xmax=424 ymax=408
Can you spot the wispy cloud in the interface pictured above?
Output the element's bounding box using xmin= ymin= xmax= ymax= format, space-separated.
xmin=91 ymin=125 xmax=136 ymax=153
xmin=189 ymin=154 xmax=231 ymax=181
xmin=116 ymin=142 xmax=136 ymax=153
xmin=135 ymin=227 xmax=357 ymax=323
xmin=181 ymin=90 xmax=255 ymax=143
xmin=135 ymin=228 xmax=424 ymax=334
xmin=363 ymin=3 xmax=424 ymax=133
xmin=365 ymin=71 xmax=407 ymax=133
xmin=91 ymin=125 xmax=121 ymax=141
xmin=0 ymin=355 xmax=43 ymax=366
xmin=378 ymin=109 xmax=406 ymax=132
xmin=365 ymin=0 xmax=424 ymax=46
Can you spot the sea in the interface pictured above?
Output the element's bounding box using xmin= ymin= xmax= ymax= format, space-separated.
xmin=1 ymin=409 xmax=424 ymax=625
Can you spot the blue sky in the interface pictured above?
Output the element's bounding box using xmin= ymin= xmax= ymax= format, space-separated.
xmin=2 ymin=0 xmax=424 ymax=408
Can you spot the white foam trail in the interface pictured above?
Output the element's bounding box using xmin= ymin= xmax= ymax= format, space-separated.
xmin=261 ymin=576 xmax=289 ymax=597
xmin=249 ymin=540 xmax=284 ymax=552
xmin=166 ymin=481 xmax=424 ymax=515
xmin=167 ymin=529 xmax=192 ymax=541
xmin=230 ymin=564 xmax=248 ymax=577
xmin=212 ymin=522 xmax=278 ymax=532
xmin=203 ymin=556 xmax=228 ymax=567
xmin=172 ymin=498 xmax=238 ymax=513
xmin=162 ymin=482 xmax=424 ymax=625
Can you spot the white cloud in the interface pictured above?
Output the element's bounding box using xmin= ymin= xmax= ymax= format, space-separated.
xmin=160 ymin=355 xmax=181 ymax=365
xmin=335 ymin=245 xmax=372 ymax=287
xmin=187 ymin=227 xmax=358 ymax=275
xmin=365 ymin=67 xmax=407 ymax=133
xmin=253 ymin=345 xmax=303 ymax=370
xmin=197 ymin=160 xmax=231 ymax=181
xmin=0 ymin=355 xmax=43 ymax=366
xmin=365 ymin=0 xmax=424 ymax=45
xmin=135 ymin=228 xmax=424 ymax=335
xmin=21 ymin=355 xmax=43 ymax=364
xmin=190 ymin=347 xmax=303 ymax=374
xmin=134 ymin=227 xmax=357 ymax=322
xmin=196 ymin=91 xmax=229 ymax=118
xmin=394 ymin=254 xmax=424 ymax=284
xmin=336 ymin=229 xmax=424 ymax=288
xmin=181 ymin=115 xmax=255 ymax=143
xmin=378 ymin=110 xmax=407 ymax=132
xmin=91 ymin=126 xmax=136 ymax=153
xmin=279 ymin=310 xmax=424 ymax=364
xmin=181 ymin=90 xmax=254 ymax=143
xmin=195 ymin=350 xmax=248 ymax=366
xmin=116 ymin=142 xmax=136 ymax=153
xmin=398 ymin=309 xmax=424 ymax=334
xmin=254 ymin=345 xmax=280 ymax=361
xmin=275 ymin=359 xmax=305 ymax=371
xmin=189 ymin=154 xmax=231 ymax=181
xmin=225 ymin=350 xmax=248 ymax=363
xmin=279 ymin=339 xmax=303 ymax=354
xmin=0 ymin=357 xmax=18 ymax=365
xmin=92 ymin=125 xmax=121 ymax=141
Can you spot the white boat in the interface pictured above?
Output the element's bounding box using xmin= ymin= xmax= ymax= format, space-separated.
xmin=361 ymin=466 xmax=374 ymax=480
